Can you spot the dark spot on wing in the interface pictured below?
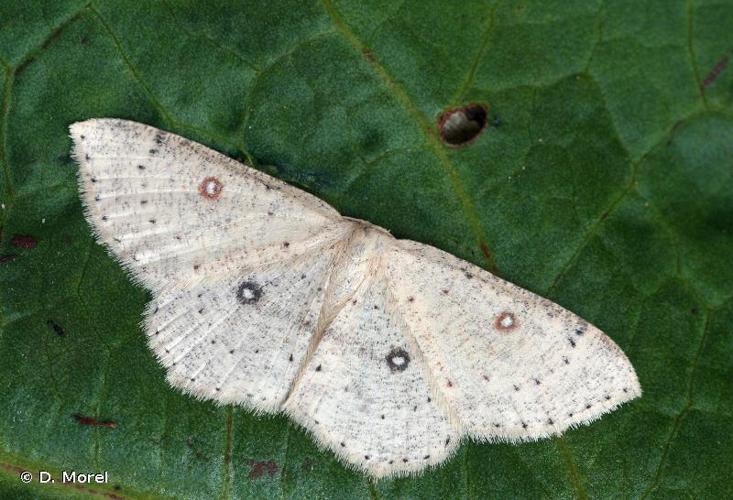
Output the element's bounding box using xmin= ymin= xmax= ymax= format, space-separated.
xmin=198 ymin=176 xmax=223 ymax=200
xmin=237 ymin=281 xmax=263 ymax=305
xmin=495 ymin=311 xmax=518 ymax=332
xmin=385 ymin=347 xmax=410 ymax=373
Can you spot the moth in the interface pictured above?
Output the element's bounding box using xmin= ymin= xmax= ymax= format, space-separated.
xmin=71 ymin=119 xmax=641 ymax=477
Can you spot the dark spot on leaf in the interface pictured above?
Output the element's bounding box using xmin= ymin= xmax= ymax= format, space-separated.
xmin=480 ymin=241 xmax=493 ymax=262
xmin=513 ymin=385 xmax=520 ymax=391
xmin=315 ymin=364 xmax=322 ymax=372
xmin=381 ymin=414 xmax=385 ymax=419
xmin=283 ymin=241 xmax=290 ymax=248
xmin=445 ymin=437 xmax=451 ymax=446
xmin=569 ymin=338 xmax=576 ymax=348
xmin=605 ymin=395 xmax=611 ymax=401
xmin=246 ymin=459 xmax=278 ymax=479
xmin=575 ymin=323 xmax=587 ymax=336
xmin=289 ymin=354 xmax=293 ymax=362
xmin=72 ymin=413 xmax=116 ymax=428
xmin=402 ymin=458 xmax=408 ymax=463
xmin=149 ymin=218 xmax=156 ymax=224
xmin=138 ymin=164 xmax=145 ymax=170
xmin=423 ymin=455 xmax=430 ymax=459
xmin=438 ymin=103 xmax=489 ymax=146
xmin=149 ymin=149 xmax=158 ymax=154
xmin=362 ymin=47 xmax=376 ymax=63
xmin=364 ymin=455 xmax=370 ymax=460
xmin=533 ymin=378 xmax=541 ymax=385
xmin=442 ymin=289 xmax=449 ymax=294
xmin=193 ymin=264 xmax=200 ymax=270
xmin=493 ymin=423 xmax=500 ymax=428
xmin=10 ymin=234 xmax=37 ymax=249
xmin=408 ymin=296 xmax=415 ymax=302
xmin=702 ymin=52 xmax=729 ymax=87
xmin=427 ymin=397 xmax=432 ymax=403
xmin=464 ymin=271 xmax=473 ymax=279
xmin=237 ymin=281 xmax=263 ymax=305
xmin=548 ymin=418 xmax=554 ymax=425
xmin=586 ymin=404 xmax=592 ymax=409
xmin=340 ymin=442 xmax=345 ymax=447
xmin=447 ymin=380 xmax=453 ymax=388
xmin=229 ymin=349 xmax=235 ymax=354
xmin=386 ymin=347 xmax=410 ymax=373
xmin=563 ymin=356 xmax=570 ymax=365
xmin=46 ymin=320 xmax=65 ymax=337
xmin=522 ymin=422 xmax=528 ymax=429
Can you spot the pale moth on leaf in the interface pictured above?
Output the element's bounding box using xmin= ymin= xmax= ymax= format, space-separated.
xmin=71 ymin=119 xmax=641 ymax=478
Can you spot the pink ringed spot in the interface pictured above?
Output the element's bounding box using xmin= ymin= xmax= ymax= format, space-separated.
xmin=495 ymin=311 xmax=518 ymax=332
xmin=198 ymin=176 xmax=223 ymax=200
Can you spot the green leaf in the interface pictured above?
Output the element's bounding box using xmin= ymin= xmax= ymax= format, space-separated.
xmin=1 ymin=1 xmax=732 ymax=498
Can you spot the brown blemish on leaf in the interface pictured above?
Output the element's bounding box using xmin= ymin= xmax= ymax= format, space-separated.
xmin=72 ymin=413 xmax=116 ymax=428
xmin=362 ymin=47 xmax=376 ymax=63
xmin=10 ymin=234 xmax=37 ymax=249
xmin=495 ymin=311 xmax=518 ymax=332
xmin=246 ymin=459 xmax=278 ymax=479
xmin=479 ymin=240 xmax=498 ymax=272
xmin=437 ymin=103 xmax=489 ymax=147
xmin=47 ymin=319 xmax=65 ymax=337
xmin=702 ymin=51 xmax=730 ymax=88
xmin=198 ymin=176 xmax=223 ymax=200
